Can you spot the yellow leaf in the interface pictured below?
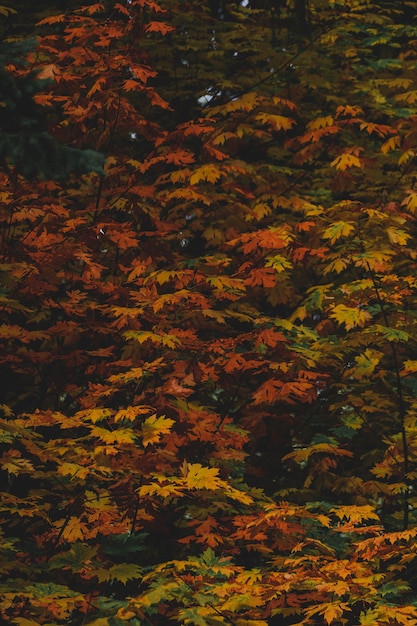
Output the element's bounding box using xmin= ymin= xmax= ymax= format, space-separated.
xmin=305 ymin=602 xmax=348 ymax=625
xmin=140 ymin=414 xmax=175 ymax=446
xmin=0 ymin=6 xmax=17 ymax=16
xmin=307 ymin=115 xmax=334 ymax=129
xmin=138 ymin=479 xmax=183 ymax=499
xmin=1 ymin=453 xmax=34 ymax=476
xmin=115 ymin=406 xmax=144 ymax=422
xmin=386 ymin=227 xmax=410 ymax=245
xmin=216 ymin=91 xmax=261 ymax=114
xmin=329 ymin=304 xmax=372 ymax=331
xmin=403 ymin=360 xmax=417 ymax=375
xmin=116 ymin=608 xmax=137 ymax=621
xmin=322 ymin=220 xmax=355 ymax=244
xmin=124 ymin=330 xmax=158 ymax=344
xmin=360 ymin=609 xmax=383 ymax=625
xmin=396 ymin=90 xmax=417 ymax=104
xmin=183 ymin=462 xmax=222 ymax=490
xmin=265 ymin=254 xmax=293 ymax=272
xmin=153 ymin=270 xmax=175 ymax=285
xmin=57 ymin=462 xmax=89 ymax=479
xmin=221 ymin=593 xmax=263 ymax=612
xmin=399 ymin=149 xmax=415 ymax=166
xmin=353 ymin=249 xmax=393 ymax=272
xmin=91 ymin=426 xmax=137 ymax=445
xmin=284 ymin=443 xmax=353 ymax=464
xmin=59 ymin=516 xmax=88 ymax=542
xmin=190 ymin=165 xmax=222 ymax=185
xmin=76 ymin=407 xmax=113 ymax=423
xmin=85 ymin=490 xmax=113 ymax=510
xmin=324 ymin=603 xmax=348 ymax=624
xmin=124 ymin=330 xmax=181 ymax=348
xmin=331 ymin=505 xmax=379 ymax=524
xmin=236 ymin=570 xmax=263 ymax=585
xmin=201 ymin=308 xmax=227 ymax=323
xmin=160 ymin=333 xmax=181 ymax=348
xmin=381 ymin=135 xmax=401 ymax=154
xmin=402 ymin=190 xmax=417 ymax=213
xmin=108 ymin=368 xmax=143 ymax=384
xmin=0 ymin=404 xmax=13 ymax=417
xmin=322 ymin=256 xmax=350 ymax=275
xmin=255 ymin=112 xmax=296 ymax=131
xmin=330 ymin=152 xmax=362 ymax=170
xmin=206 ymin=275 xmax=245 ymax=292
xmin=348 ymin=348 xmax=382 ymax=379
xmin=137 ymin=581 xmax=181 ymax=608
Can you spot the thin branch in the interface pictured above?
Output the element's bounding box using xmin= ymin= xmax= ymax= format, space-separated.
xmin=366 ymin=262 xmax=410 ymax=530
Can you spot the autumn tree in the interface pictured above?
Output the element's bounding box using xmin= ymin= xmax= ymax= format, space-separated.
xmin=3 ymin=1 xmax=417 ymax=625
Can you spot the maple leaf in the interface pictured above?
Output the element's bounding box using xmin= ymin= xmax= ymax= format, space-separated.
xmin=255 ymin=112 xmax=296 ymax=131
xmin=330 ymin=152 xmax=363 ymax=170
xmin=57 ymin=461 xmax=89 ymax=479
xmin=381 ymin=135 xmax=401 ymax=154
xmin=108 ymin=563 xmax=142 ymax=584
xmin=0 ymin=404 xmax=14 ymax=418
xmin=58 ymin=516 xmax=88 ymax=542
xmin=329 ymin=304 xmax=372 ymax=331
xmin=347 ymin=349 xmax=382 ymax=379
xmin=114 ymin=406 xmax=144 ymax=422
xmin=0 ymin=451 xmax=34 ymax=475
xmin=76 ymin=407 xmax=113 ymax=423
xmin=402 ymin=190 xmax=417 ymax=213
xmin=206 ymin=275 xmax=245 ymax=293
xmin=189 ymin=165 xmax=222 ymax=184
xmin=236 ymin=226 xmax=293 ymax=254
xmin=386 ymin=226 xmax=410 ymax=245
xmin=305 ymin=602 xmax=349 ymax=625
xmin=396 ymin=90 xmax=417 ymax=103
xmin=183 ymin=515 xmax=222 ymax=548
xmin=359 ymin=121 xmax=394 ymax=137
xmin=265 ymin=254 xmax=293 ymax=272
xmin=330 ymin=505 xmax=380 ymax=524
xmin=77 ymin=2 xmax=105 ymax=14
xmin=322 ymin=220 xmax=356 ymax=244
xmin=37 ymin=14 xmax=65 ymax=25
xmin=91 ymin=426 xmax=137 ymax=445
xmin=182 ymin=462 xmax=222 ymax=490
xmin=221 ymin=593 xmax=264 ymax=612
xmin=105 ymin=226 xmax=139 ymax=250
xmin=140 ymin=414 xmax=175 ymax=446
xmin=6 ymin=2 xmax=417 ymax=622
xmin=145 ymin=21 xmax=175 ymax=35
xmin=165 ymin=148 xmax=195 ymax=165
xmin=245 ymin=268 xmax=277 ymax=288
xmin=252 ymin=379 xmax=314 ymax=405
xmin=335 ymin=104 xmax=363 ymax=117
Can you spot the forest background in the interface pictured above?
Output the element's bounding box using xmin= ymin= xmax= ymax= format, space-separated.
xmin=2 ymin=0 xmax=417 ymax=624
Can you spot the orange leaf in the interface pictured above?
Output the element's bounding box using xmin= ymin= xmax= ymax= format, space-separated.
xmin=145 ymin=21 xmax=175 ymax=34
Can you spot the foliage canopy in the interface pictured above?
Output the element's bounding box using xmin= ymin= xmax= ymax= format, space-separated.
xmin=2 ymin=1 xmax=417 ymax=624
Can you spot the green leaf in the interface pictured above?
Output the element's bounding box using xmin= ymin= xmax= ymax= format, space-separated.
xmin=102 ymin=533 xmax=148 ymax=557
